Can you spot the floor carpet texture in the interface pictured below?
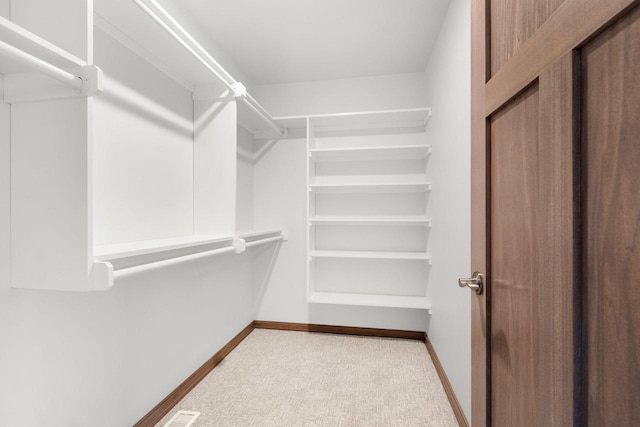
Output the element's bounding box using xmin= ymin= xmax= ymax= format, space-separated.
xmin=157 ymin=329 xmax=458 ymax=427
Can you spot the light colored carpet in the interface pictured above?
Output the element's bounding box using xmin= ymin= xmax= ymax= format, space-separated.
xmin=157 ymin=329 xmax=458 ymax=427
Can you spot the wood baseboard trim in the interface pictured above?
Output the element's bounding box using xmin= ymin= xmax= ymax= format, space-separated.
xmin=134 ymin=321 xmax=255 ymax=427
xmin=424 ymin=333 xmax=470 ymax=427
xmin=253 ymin=320 xmax=426 ymax=341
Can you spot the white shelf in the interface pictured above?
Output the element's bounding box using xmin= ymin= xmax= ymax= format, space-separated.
xmin=0 ymin=16 xmax=86 ymax=75
xmin=310 ymin=250 xmax=431 ymax=261
xmin=310 ymin=216 xmax=431 ymax=226
xmin=310 ymin=144 xmax=431 ymax=162
xmin=310 ymin=182 xmax=431 ymax=194
xmin=236 ymin=228 xmax=283 ymax=240
xmin=308 ymin=291 xmax=432 ymax=310
xmin=94 ymin=234 xmax=235 ymax=262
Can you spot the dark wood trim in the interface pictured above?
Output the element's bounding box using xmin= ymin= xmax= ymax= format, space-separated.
xmin=134 ymin=322 xmax=255 ymax=427
xmin=485 ymin=0 xmax=639 ymax=116
xmin=425 ymin=333 xmax=470 ymax=427
xmin=253 ymin=320 xmax=426 ymax=341
xmin=471 ymin=0 xmax=489 ymax=425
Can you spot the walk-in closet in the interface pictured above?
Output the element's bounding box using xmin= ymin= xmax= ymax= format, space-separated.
xmin=0 ymin=0 xmax=471 ymax=425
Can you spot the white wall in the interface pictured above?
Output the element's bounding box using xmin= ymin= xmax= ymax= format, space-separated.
xmin=253 ymin=137 xmax=309 ymax=323
xmin=0 ymin=0 xmax=9 ymax=18
xmin=423 ymin=0 xmax=471 ymax=420
xmin=236 ymin=125 xmax=255 ymax=231
xmin=0 ymin=31 xmax=256 ymax=427
xmin=93 ymin=28 xmax=194 ymax=245
xmin=253 ymin=72 xmax=428 ymax=117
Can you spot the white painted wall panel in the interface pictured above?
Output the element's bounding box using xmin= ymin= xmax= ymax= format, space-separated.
xmin=423 ymin=0 xmax=471 ymax=420
xmin=93 ymin=28 xmax=194 ymax=245
xmin=11 ymin=98 xmax=91 ymax=290
xmin=253 ymin=138 xmax=308 ymax=322
xmin=0 ymin=78 xmax=9 ymax=289
xmin=236 ymin=125 xmax=254 ymax=231
xmin=0 ymin=0 xmax=9 ymax=18
xmin=193 ymin=99 xmax=237 ymax=236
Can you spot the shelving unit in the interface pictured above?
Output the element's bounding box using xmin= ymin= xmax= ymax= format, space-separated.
xmin=307 ymin=109 xmax=433 ymax=312
xmin=3 ymin=0 xmax=288 ymax=292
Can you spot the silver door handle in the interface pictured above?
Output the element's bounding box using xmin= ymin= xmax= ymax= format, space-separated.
xmin=458 ymin=272 xmax=483 ymax=295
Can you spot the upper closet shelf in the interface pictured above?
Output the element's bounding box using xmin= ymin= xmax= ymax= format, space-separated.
xmin=275 ymin=108 xmax=432 ymax=134
xmin=95 ymin=0 xmax=285 ymax=137
xmin=0 ymin=16 xmax=86 ymax=75
xmin=309 ymin=144 xmax=432 ymax=162
xmin=310 ymin=183 xmax=432 ymax=194
xmin=94 ymin=234 xmax=236 ymax=262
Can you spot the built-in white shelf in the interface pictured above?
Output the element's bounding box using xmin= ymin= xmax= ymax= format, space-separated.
xmin=310 ymin=182 xmax=432 ymax=194
xmin=310 ymin=250 xmax=431 ymax=262
xmin=309 ymin=144 xmax=431 ymax=162
xmin=310 ymin=216 xmax=432 ymax=227
xmin=94 ymin=234 xmax=235 ymax=262
xmin=0 ymin=16 xmax=86 ymax=75
xmin=236 ymin=229 xmax=283 ymax=240
xmin=278 ymin=108 xmax=432 ymax=133
xmin=308 ymin=291 xmax=432 ymax=311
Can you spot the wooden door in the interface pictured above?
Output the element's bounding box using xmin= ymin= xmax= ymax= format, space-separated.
xmin=470 ymin=0 xmax=640 ymax=426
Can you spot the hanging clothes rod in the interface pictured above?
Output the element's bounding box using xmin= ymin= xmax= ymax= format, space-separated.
xmin=133 ymin=0 xmax=286 ymax=137
xmin=0 ymin=39 xmax=84 ymax=90
xmin=113 ymin=241 xmax=244 ymax=280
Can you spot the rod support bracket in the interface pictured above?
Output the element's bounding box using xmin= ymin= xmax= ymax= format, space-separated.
xmin=233 ymin=238 xmax=247 ymax=254
xmin=4 ymin=64 xmax=104 ymax=104
xmin=231 ymin=82 xmax=247 ymax=99
xmin=75 ymin=65 xmax=104 ymax=96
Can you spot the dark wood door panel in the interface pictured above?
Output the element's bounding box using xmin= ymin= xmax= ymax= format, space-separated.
xmin=490 ymin=55 xmax=574 ymax=426
xmin=490 ymin=0 xmax=565 ymax=76
xmin=490 ymin=83 xmax=540 ymax=426
xmin=583 ymin=4 xmax=640 ymax=425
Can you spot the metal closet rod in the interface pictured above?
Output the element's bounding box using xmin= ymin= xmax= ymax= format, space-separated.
xmin=0 ymin=39 xmax=84 ymax=90
xmin=133 ymin=0 xmax=286 ymax=137
xmin=111 ymin=232 xmax=286 ymax=280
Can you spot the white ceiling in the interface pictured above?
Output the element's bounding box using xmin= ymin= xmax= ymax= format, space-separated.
xmin=169 ymin=0 xmax=451 ymax=86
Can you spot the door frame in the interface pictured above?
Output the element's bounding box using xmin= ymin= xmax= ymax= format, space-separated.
xmin=470 ymin=0 xmax=639 ymax=426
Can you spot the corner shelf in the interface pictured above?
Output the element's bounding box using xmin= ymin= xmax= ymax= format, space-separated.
xmin=0 ymin=16 xmax=86 ymax=75
xmin=310 ymin=182 xmax=432 ymax=194
xmin=310 ymin=216 xmax=432 ymax=227
xmin=309 ymin=144 xmax=431 ymax=162
xmin=308 ymin=291 xmax=432 ymax=311
xmin=310 ymin=250 xmax=431 ymax=262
